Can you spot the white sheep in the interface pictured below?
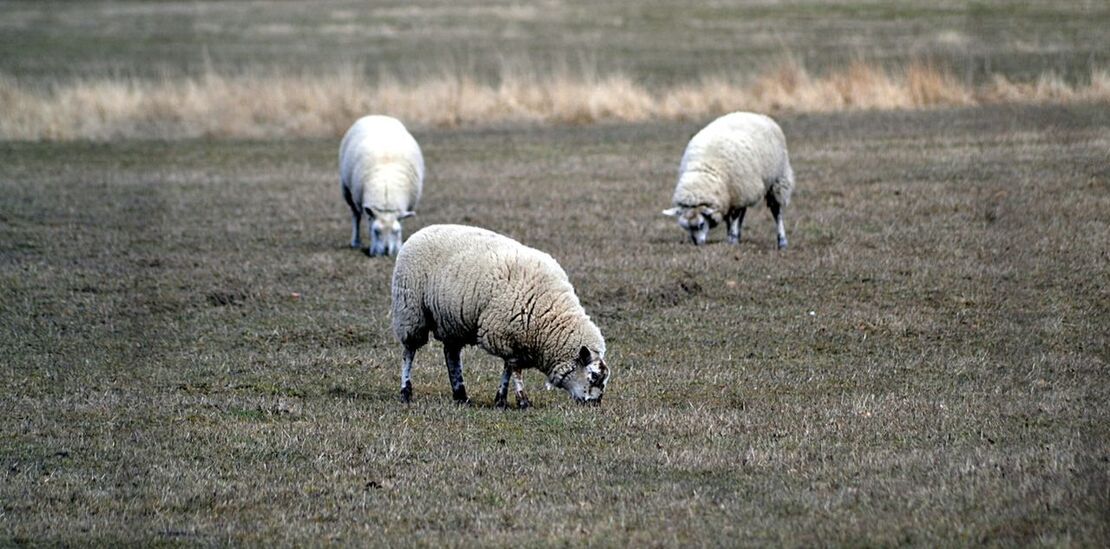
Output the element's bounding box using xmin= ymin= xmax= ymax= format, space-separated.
xmin=339 ymin=115 xmax=424 ymax=257
xmin=662 ymin=111 xmax=795 ymax=249
xmin=391 ymin=224 xmax=609 ymax=408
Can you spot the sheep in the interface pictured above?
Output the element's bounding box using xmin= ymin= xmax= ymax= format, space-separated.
xmin=339 ymin=115 xmax=424 ymax=257
xmin=391 ymin=224 xmax=610 ymax=408
xmin=662 ymin=111 xmax=795 ymax=249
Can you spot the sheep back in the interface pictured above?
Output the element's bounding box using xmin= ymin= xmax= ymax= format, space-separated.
xmin=674 ymin=112 xmax=793 ymax=211
xmin=339 ymin=115 xmax=424 ymax=215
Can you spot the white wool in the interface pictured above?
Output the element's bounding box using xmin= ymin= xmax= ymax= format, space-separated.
xmin=392 ymin=224 xmax=604 ymax=370
xmin=672 ymin=111 xmax=794 ymax=212
xmin=339 ymin=115 xmax=423 ymax=216
xmin=391 ymin=225 xmax=609 ymax=404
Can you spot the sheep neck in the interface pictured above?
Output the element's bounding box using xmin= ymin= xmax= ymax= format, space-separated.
xmin=531 ymin=308 xmax=587 ymax=374
xmin=675 ymin=166 xmax=728 ymax=210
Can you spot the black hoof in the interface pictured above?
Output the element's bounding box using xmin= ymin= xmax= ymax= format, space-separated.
xmin=494 ymin=393 xmax=508 ymax=409
xmin=452 ymin=386 xmax=470 ymax=404
xmin=517 ymin=398 xmax=531 ymax=410
xmin=400 ymin=384 xmax=412 ymax=403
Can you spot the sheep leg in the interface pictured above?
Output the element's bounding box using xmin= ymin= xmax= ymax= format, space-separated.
xmin=342 ymin=185 xmax=362 ymax=248
xmin=443 ymin=343 xmax=470 ymax=404
xmin=513 ymin=368 xmax=531 ymax=409
xmin=728 ymin=208 xmax=747 ymax=244
xmin=494 ymin=363 xmax=512 ymax=409
xmin=350 ymin=210 xmax=363 ymax=249
xmin=400 ymin=346 xmax=416 ymax=403
xmin=767 ymin=196 xmax=787 ymax=250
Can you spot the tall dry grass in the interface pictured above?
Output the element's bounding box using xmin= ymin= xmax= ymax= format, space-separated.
xmin=2 ymin=60 xmax=1108 ymax=140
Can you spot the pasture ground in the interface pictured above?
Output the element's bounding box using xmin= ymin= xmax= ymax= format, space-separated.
xmin=2 ymin=104 xmax=1108 ymax=545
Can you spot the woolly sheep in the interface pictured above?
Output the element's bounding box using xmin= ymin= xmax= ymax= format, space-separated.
xmin=391 ymin=224 xmax=610 ymax=408
xmin=662 ymin=111 xmax=795 ymax=249
xmin=339 ymin=115 xmax=424 ymax=257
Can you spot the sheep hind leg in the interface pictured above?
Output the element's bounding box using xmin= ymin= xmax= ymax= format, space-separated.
xmin=727 ymin=208 xmax=746 ymax=245
xmin=400 ymin=346 xmax=417 ymax=403
xmin=767 ymin=195 xmax=788 ymax=250
xmin=513 ymin=369 xmax=531 ymax=409
xmin=443 ymin=343 xmax=470 ymax=404
xmin=494 ymin=363 xmax=512 ymax=409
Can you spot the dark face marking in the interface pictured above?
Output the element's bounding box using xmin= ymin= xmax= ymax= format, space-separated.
xmin=674 ymin=207 xmax=720 ymax=245
xmin=558 ymin=347 xmax=608 ymax=404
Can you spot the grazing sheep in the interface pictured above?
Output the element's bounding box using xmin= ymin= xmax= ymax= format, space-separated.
xmin=391 ymin=224 xmax=609 ymax=408
xmin=339 ymin=115 xmax=424 ymax=257
xmin=662 ymin=111 xmax=794 ymax=249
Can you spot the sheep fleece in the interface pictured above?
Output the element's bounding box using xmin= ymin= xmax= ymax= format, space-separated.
xmin=673 ymin=111 xmax=794 ymax=210
xmin=391 ymin=225 xmax=604 ymax=372
xmin=339 ymin=115 xmax=423 ymax=214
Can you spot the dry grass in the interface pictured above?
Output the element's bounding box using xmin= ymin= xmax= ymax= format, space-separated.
xmin=3 ymin=60 xmax=1109 ymax=140
xmin=1 ymin=105 xmax=1108 ymax=544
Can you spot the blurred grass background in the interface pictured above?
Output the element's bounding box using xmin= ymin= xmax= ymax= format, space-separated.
xmin=3 ymin=1 xmax=1108 ymax=140
xmin=3 ymin=0 xmax=1107 ymax=85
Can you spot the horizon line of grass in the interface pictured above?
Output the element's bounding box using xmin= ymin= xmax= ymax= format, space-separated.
xmin=2 ymin=58 xmax=1108 ymax=140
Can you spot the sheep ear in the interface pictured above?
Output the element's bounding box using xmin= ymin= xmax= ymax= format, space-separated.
xmin=661 ymin=207 xmax=681 ymax=217
xmin=577 ymin=345 xmax=593 ymax=366
xmin=588 ymin=359 xmax=608 ymax=385
xmin=397 ymin=210 xmax=416 ymax=220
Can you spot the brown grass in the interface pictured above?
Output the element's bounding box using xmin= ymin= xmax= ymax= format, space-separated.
xmin=2 ymin=105 xmax=1108 ymax=544
xmin=2 ymin=60 xmax=1109 ymax=140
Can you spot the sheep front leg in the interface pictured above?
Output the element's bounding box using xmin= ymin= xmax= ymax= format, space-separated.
xmin=727 ymin=207 xmax=746 ymax=244
xmin=342 ymin=186 xmax=362 ymax=248
xmin=768 ymin=197 xmax=787 ymax=250
xmin=494 ymin=363 xmax=512 ymax=409
xmin=513 ymin=368 xmax=531 ymax=409
xmin=350 ymin=210 xmax=363 ymax=249
xmin=400 ymin=346 xmax=416 ymax=403
xmin=443 ymin=343 xmax=470 ymax=404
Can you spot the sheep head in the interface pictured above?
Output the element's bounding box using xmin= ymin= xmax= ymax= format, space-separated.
xmin=368 ymin=210 xmax=415 ymax=257
xmin=549 ymin=345 xmax=609 ymax=405
xmin=662 ymin=205 xmax=721 ymax=245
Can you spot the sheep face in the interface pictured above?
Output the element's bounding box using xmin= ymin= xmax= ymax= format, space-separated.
xmin=662 ymin=206 xmax=721 ymax=245
xmin=550 ymin=346 xmax=609 ymax=405
xmin=368 ymin=211 xmax=415 ymax=257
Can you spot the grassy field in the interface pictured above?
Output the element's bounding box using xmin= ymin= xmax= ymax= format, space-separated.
xmin=3 ymin=0 xmax=1108 ymax=84
xmin=2 ymin=104 xmax=1108 ymax=544
xmin=3 ymin=0 xmax=1109 ymax=545
xmin=4 ymin=0 xmax=1109 ymax=140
